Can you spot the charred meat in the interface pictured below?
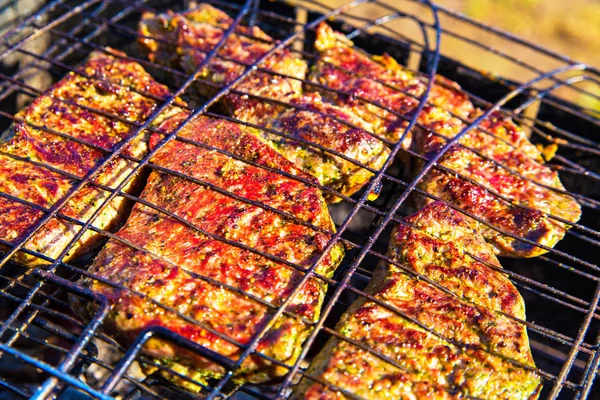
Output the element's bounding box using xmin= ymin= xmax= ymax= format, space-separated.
xmin=311 ymin=23 xmax=580 ymax=257
xmin=295 ymin=201 xmax=540 ymax=399
xmin=139 ymin=4 xmax=390 ymax=202
xmin=0 ymin=50 xmax=181 ymax=266
xmin=234 ymin=92 xmax=389 ymax=202
xmin=74 ymin=113 xmax=344 ymax=387
xmin=139 ymin=3 xmax=306 ymax=110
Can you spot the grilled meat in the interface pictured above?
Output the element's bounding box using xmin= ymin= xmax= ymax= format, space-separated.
xmin=413 ymin=111 xmax=581 ymax=258
xmin=138 ymin=3 xmax=306 ymax=111
xmin=312 ymin=23 xmax=581 ymax=257
xmin=139 ymin=4 xmax=390 ymax=202
xmin=74 ymin=113 xmax=344 ymax=388
xmin=0 ymin=50 xmax=181 ymax=266
xmin=311 ymin=23 xmax=474 ymax=145
xmin=235 ymin=92 xmax=389 ymax=202
xmin=295 ymin=201 xmax=541 ymax=399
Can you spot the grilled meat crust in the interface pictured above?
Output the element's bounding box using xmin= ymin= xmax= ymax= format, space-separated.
xmin=414 ymin=110 xmax=581 ymax=258
xmin=138 ymin=4 xmax=390 ymax=202
xmin=75 ymin=113 xmax=344 ymax=388
xmin=138 ymin=3 xmax=306 ymax=109
xmin=0 ymin=50 xmax=181 ymax=266
xmin=310 ymin=24 xmax=474 ymax=146
xmin=294 ymin=201 xmax=540 ymax=400
xmin=235 ymin=92 xmax=389 ymax=202
xmin=311 ymin=23 xmax=581 ymax=257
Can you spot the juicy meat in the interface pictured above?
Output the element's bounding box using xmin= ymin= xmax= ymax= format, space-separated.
xmin=0 ymin=50 xmax=181 ymax=266
xmin=74 ymin=113 xmax=344 ymax=388
xmin=311 ymin=23 xmax=581 ymax=257
xmin=310 ymin=23 xmax=474 ymax=145
xmin=235 ymin=92 xmax=389 ymax=202
xmin=138 ymin=4 xmax=390 ymax=202
xmin=138 ymin=3 xmax=307 ymax=110
xmin=413 ymin=111 xmax=581 ymax=258
xmin=295 ymin=201 xmax=540 ymax=399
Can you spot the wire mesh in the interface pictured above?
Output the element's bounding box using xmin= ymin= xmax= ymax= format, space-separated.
xmin=0 ymin=0 xmax=597 ymax=399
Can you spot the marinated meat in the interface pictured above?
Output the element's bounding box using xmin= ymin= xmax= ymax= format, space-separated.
xmin=311 ymin=23 xmax=580 ymax=257
xmin=235 ymin=92 xmax=389 ymax=202
xmin=295 ymin=201 xmax=541 ymax=399
xmin=310 ymin=23 xmax=474 ymax=145
xmin=139 ymin=4 xmax=390 ymax=202
xmin=138 ymin=3 xmax=306 ymax=111
xmin=74 ymin=113 xmax=344 ymax=388
xmin=0 ymin=50 xmax=181 ymax=266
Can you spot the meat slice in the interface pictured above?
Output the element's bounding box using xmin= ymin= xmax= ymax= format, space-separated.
xmin=74 ymin=113 xmax=344 ymax=388
xmin=234 ymin=92 xmax=389 ymax=203
xmin=310 ymin=23 xmax=475 ymax=146
xmin=138 ymin=3 xmax=306 ymax=111
xmin=294 ymin=201 xmax=541 ymax=399
xmin=0 ymin=50 xmax=182 ymax=266
xmin=311 ymin=23 xmax=580 ymax=257
xmin=138 ymin=4 xmax=390 ymax=202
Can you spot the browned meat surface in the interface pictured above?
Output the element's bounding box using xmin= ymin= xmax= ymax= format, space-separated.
xmin=0 ymin=50 xmax=181 ymax=266
xmin=74 ymin=113 xmax=344 ymax=388
xmin=413 ymin=110 xmax=581 ymax=258
xmin=295 ymin=201 xmax=540 ymax=399
xmin=139 ymin=4 xmax=390 ymax=202
xmin=235 ymin=92 xmax=389 ymax=202
xmin=311 ymin=23 xmax=581 ymax=257
xmin=138 ymin=3 xmax=306 ymax=111
xmin=311 ymin=24 xmax=474 ymax=145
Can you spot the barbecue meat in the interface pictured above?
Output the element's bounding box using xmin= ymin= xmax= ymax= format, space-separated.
xmin=294 ymin=201 xmax=541 ymax=399
xmin=0 ymin=50 xmax=182 ymax=266
xmin=235 ymin=92 xmax=389 ymax=202
xmin=311 ymin=23 xmax=475 ymax=145
xmin=138 ymin=3 xmax=306 ymax=111
xmin=312 ymin=23 xmax=581 ymax=257
xmin=74 ymin=113 xmax=344 ymax=388
xmin=139 ymin=4 xmax=390 ymax=202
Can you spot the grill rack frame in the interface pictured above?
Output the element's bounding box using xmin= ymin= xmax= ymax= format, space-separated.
xmin=0 ymin=0 xmax=598 ymax=399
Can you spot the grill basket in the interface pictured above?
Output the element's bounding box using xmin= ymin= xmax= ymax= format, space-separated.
xmin=0 ymin=0 xmax=599 ymax=399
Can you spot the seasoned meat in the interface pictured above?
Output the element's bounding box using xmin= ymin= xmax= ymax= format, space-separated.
xmin=139 ymin=4 xmax=390 ymax=202
xmin=0 ymin=50 xmax=181 ymax=266
xmin=138 ymin=3 xmax=306 ymax=111
xmin=74 ymin=113 xmax=344 ymax=388
xmin=413 ymin=111 xmax=581 ymax=258
xmin=235 ymin=92 xmax=389 ymax=202
xmin=312 ymin=23 xmax=580 ymax=257
xmin=310 ymin=23 xmax=474 ymax=145
xmin=295 ymin=201 xmax=541 ymax=399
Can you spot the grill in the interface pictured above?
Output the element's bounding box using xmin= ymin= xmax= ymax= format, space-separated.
xmin=0 ymin=0 xmax=598 ymax=398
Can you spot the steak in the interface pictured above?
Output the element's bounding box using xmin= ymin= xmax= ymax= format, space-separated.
xmin=311 ymin=23 xmax=581 ymax=257
xmin=138 ymin=3 xmax=307 ymax=109
xmin=310 ymin=23 xmax=474 ymax=146
xmin=74 ymin=113 xmax=344 ymax=388
xmin=138 ymin=4 xmax=390 ymax=202
xmin=294 ymin=201 xmax=541 ymax=399
xmin=0 ymin=50 xmax=181 ymax=266
xmin=234 ymin=92 xmax=389 ymax=203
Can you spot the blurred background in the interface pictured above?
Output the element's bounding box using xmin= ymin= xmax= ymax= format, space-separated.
xmin=324 ymin=0 xmax=600 ymax=110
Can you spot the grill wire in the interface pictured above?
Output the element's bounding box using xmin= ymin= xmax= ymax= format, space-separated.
xmin=0 ymin=0 xmax=598 ymax=398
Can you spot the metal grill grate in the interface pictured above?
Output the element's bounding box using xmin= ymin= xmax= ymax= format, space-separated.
xmin=0 ymin=0 xmax=598 ymax=399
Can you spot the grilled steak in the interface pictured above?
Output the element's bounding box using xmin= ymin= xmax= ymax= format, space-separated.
xmin=295 ymin=201 xmax=540 ymax=399
xmin=310 ymin=23 xmax=474 ymax=146
xmin=311 ymin=23 xmax=581 ymax=257
xmin=139 ymin=4 xmax=390 ymax=202
xmin=74 ymin=113 xmax=344 ymax=388
xmin=0 ymin=50 xmax=181 ymax=266
xmin=234 ymin=92 xmax=389 ymax=202
xmin=139 ymin=3 xmax=307 ymax=110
